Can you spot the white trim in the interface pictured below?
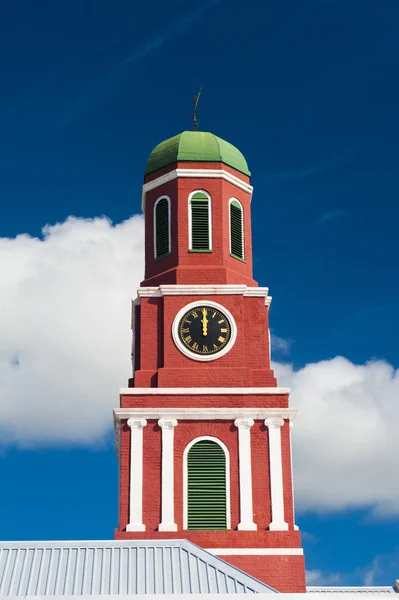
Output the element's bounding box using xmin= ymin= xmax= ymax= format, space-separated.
xmin=158 ymin=419 xmax=178 ymax=532
xmin=136 ymin=284 xmax=272 ymax=306
xmin=183 ymin=436 xmax=231 ymax=530
xmin=205 ymin=547 xmax=304 ymax=556
xmin=171 ymin=300 xmax=237 ymax=362
xmin=115 ymin=408 xmax=295 ymax=421
xmin=142 ymin=168 xmax=253 ymax=210
xmin=265 ymin=418 xmax=288 ymax=531
xmin=229 ymin=198 xmax=245 ymax=261
xmin=153 ymin=195 xmax=171 ymax=259
xmin=289 ymin=421 xmax=299 ymax=530
xmin=126 ymin=418 xmax=147 ymax=532
xmin=234 ymin=419 xmax=256 ymax=531
xmin=119 ymin=387 xmax=290 ymax=396
xmin=188 ymin=190 xmax=212 ymax=252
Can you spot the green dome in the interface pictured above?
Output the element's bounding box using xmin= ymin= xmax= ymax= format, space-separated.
xmin=145 ymin=131 xmax=250 ymax=177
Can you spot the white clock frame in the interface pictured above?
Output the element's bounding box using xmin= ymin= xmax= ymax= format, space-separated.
xmin=171 ymin=300 xmax=237 ymax=362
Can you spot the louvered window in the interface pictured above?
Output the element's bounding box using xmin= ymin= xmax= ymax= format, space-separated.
xmin=230 ymin=200 xmax=244 ymax=260
xmin=187 ymin=440 xmax=227 ymax=530
xmin=190 ymin=192 xmax=211 ymax=251
xmin=154 ymin=197 xmax=170 ymax=259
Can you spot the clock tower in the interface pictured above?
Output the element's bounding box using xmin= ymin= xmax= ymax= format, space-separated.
xmin=114 ymin=131 xmax=306 ymax=592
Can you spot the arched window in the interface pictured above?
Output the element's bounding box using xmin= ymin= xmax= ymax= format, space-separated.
xmin=229 ymin=199 xmax=244 ymax=261
xmin=184 ymin=437 xmax=230 ymax=530
xmin=154 ymin=196 xmax=171 ymax=259
xmin=189 ymin=191 xmax=212 ymax=252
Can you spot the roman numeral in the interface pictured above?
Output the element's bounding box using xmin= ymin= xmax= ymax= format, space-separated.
xmin=182 ymin=327 xmax=189 ymax=333
xmin=220 ymin=328 xmax=228 ymax=333
xmin=191 ymin=342 xmax=199 ymax=351
xmin=184 ymin=335 xmax=192 ymax=343
xmin=218 ymin=319 xmax=224 ymax=324
xmin=213 ymin=343 xmax=218 ymax=350
xmin=212 ymin=311 xmax=216 ymax=318
xmin=192 ymin=311 xmax=199 ymax=318
xmin=184 ymin=319 xmax=192 ymax=325
xmin=218 ymin=336 xmax=225 ymax=343
xmin=202 ymin=345 xmax=208 ymax=353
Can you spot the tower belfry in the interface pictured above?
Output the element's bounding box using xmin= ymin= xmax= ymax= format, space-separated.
xmin=114 ymin=130 xmax=306 ymax=592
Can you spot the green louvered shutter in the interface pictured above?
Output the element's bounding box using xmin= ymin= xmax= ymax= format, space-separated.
xmin=155 ymin=197 xmax=170 ymax=258
xmin=187 ymin=440 xmax=227 ymax=530
xmin=230 ymin=200 xmax=244 ymax=260
xmin=190 ymin=192 xmax=210 ymax=251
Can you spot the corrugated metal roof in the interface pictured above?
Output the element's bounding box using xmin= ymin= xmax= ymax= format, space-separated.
xmin=0 ymin=540 xmax=276 ymax=596
xmin=307 ymin=587 xmax=397 ymax=594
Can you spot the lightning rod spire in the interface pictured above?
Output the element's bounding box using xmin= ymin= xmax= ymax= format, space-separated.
xmin=193 ymin=86 xmax=202 ymax=131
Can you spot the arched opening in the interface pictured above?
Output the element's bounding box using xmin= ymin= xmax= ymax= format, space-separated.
xmin=184 ymin=437 xmax=229 ymax=530
xmin=154 ymin=196 xmax=171 ymax=259
xmin=229 ymin=198 xmax=244 ymax=260
xmin=189 ymin=191 xmax=212 ymax=252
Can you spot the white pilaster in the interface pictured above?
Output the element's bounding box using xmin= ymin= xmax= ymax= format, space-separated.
xmin=235 ymin=418 xmax=257 ymax=531
xmin=158 ymin=418 xmax=178 ymax=532
xmin=126 ymin=418 xmax=147 ymax=532
xmin=265 ymin=417 xmax=288 ymax=531
xmin=290 ymin=421 xmax=299 ymax=530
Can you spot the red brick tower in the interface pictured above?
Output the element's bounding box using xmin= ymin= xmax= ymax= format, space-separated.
xmin=114 ymin=131 xmax=306 ymax=592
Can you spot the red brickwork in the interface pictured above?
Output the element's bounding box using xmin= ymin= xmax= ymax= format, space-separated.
xmin=114 ymin=160 xmax=306 ymax=592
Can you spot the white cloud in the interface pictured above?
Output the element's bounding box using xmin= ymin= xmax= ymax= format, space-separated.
xmin=270 ymin=333 xmax=291 ymax=356
xmin=274 ymin=358 xmax=399 ymax=516
xmin=1 ymin=214 xmax=399 ymax=519
xmin=0 ymin=215 xmax=144 ymax=446
xmin=306 ymin=569 xmax=341 ymax=585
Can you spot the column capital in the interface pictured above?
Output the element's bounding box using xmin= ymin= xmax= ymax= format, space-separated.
xmin=158 ymin=418 xmax=178 ymax=430
xmin=234 ymin=418 xmax=254 ymax=430
xmin=264 ymin=417 xmax=285 ymax=429
xmin=127 ymin=418 xmax=147 ymax=430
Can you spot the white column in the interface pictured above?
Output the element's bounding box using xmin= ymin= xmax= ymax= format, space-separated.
xmin=158 ymin=418 xmax=178 ymax=532
xmin=234 ymin=418 xmax=257 ymax=530
xmin=265 ymin=417 xmax=288 ymax=531
xmin=126 ymin=418 xmax=147 ymax=532
xmin=290 ymin=421 xmax=299 ymax=530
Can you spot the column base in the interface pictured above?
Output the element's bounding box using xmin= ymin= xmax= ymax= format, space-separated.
xmin=237 ymin=522 xmax=257 ymax=531
xmin=158 ymin=522 xmax=178 ymax=532
xmin=126 ymin=523 xmax=146 ymax=532
xmin=269 ymin=521 xmax=289 ymax=531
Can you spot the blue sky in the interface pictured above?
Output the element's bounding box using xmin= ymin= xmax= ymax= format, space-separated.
xmin=0 ymin=0 xmax=398 ymax=588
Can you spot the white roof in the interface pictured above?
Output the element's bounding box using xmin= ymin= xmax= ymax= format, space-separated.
xmin=0 ymin=540 xmax=276 ymax=596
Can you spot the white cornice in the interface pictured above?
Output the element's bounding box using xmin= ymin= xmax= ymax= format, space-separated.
xmin=119 ymin=387 xmax=289 ymax=396
xmin=142 ymin=168 xmax=253 ymax=210
xmin=136 ymin=285 xmax=272 ymax=307
xmin=114 ymin=407 xmax=296 ymax=421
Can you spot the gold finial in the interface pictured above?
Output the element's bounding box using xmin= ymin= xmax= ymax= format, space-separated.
xmin=193 ymin=85 xmax=202 ymax=131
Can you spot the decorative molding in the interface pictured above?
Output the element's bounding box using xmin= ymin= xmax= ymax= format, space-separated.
xmin=264 ymin=418 xmax=288 ymax=531
xmin=171 ymin=300 xmax=237 ymax=362
xmin=114 ymin=408 xmax=296 ymax=422
xmin=264 ymin=417 xmax=285 ymax=429
xmin=205 ymin=548 xmax=304 ymax=556
xmin=142 ymin=168 xmax=253 ymax=210
xmin=126 ymin=418 xmax=147 ymax=532
xmin=158 ymin=418 xmax=178 ymax=532
xmin=234 ymin=418 xmax=257 ymax=531
xmin=119 ymin=387 xmax=290 ymax=396
xmin=183 ymin=436 xmax=231 ymax=531
xmin=135 ymin=284 xmax=272 ymax=306
xmin=158 ymin=418 xmax=178 ymax=430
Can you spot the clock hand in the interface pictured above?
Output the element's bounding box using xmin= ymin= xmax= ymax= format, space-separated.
xmin=201 ymin=308 xmax=208 ymax=336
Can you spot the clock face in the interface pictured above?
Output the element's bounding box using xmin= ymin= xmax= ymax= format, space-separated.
xmin=178 ymin=305 xmax=232 ymax=356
